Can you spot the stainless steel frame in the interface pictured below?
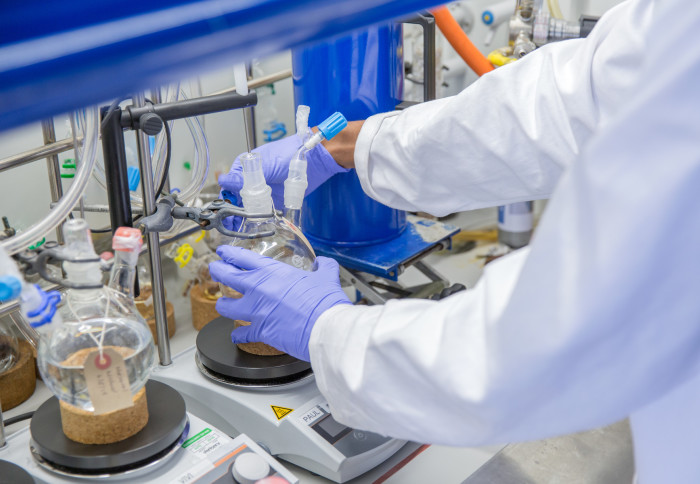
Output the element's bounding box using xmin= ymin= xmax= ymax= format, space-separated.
xmin=0 ymin=137 xmax=76 ymax=173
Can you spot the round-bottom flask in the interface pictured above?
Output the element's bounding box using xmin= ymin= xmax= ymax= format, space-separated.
xmin=217 ymin=152 xmax=316 ymax=356
xmin=37 ymin=220 xmax=155 ymax=444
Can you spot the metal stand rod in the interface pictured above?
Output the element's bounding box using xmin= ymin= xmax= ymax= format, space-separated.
xmin=0 ymin=400 xmax=6 ymax=448
xmin=52 ymin=203 xmax=144 ymax=215
xmin=41 ymin=119 xmax=65 ymax=244
xmin=133 ymin=94 xmax=171 ymax=366
xmin=101 ymin=106 xmax=134 ymax=231
xmin=243 ymin=107 xmax=256 ymax=152
xmin=149 ymin=87 xmax=171 ymax=193
xmin=0 ymin=137 xmax=76 ymax=173
xmin=211 ymin=68 xmax=293 ymax=96
xmin=244 ymin=62 xmax=257 ymax=150
xmin=121 ymin=91 xmax=256 ymax=127
xmin=403 ymin=13 xmax=437 ymax=102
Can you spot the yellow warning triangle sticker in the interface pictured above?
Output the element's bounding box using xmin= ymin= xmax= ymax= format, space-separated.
xmin=271 ymin=405 xmax=294 ymax=420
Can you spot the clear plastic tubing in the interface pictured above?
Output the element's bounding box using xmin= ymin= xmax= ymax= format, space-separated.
xmin=0 ymin=106 xmax=99 ymax=255
xmin=283 ymin=147 xmax=307 ymax=227
xmin=90 ymin=85 xmax=210 ymax=208
xmin=89 ymin=83 xmax=179 ymax=202
xmin=169 ymin=93 xmax=210 ymax=203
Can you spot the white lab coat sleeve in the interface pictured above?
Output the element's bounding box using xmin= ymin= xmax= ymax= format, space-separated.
xmin=310 ymin=0 xmax=700 ymax=446
xmin=354 ymin=0 xmax=653 ymax=216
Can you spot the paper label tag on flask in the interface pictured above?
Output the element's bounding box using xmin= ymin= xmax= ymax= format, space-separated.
xmin=84 ymin=348 xmax=134 ymax=414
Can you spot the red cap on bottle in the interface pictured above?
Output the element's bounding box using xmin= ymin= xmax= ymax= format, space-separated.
xmin=112 ymin=227 xmax=143 ymax=252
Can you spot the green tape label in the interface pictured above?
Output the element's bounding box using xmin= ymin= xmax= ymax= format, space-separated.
xmin=182 ymin=427 xmax=212 ymax=448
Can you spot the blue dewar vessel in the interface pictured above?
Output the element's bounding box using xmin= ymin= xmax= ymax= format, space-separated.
xmin=293 ymin=24 xmax=407 ymax=247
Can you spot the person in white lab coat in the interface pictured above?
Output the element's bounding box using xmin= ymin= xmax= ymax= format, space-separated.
xmin=212 ymin=0 xmax=700 ymax=481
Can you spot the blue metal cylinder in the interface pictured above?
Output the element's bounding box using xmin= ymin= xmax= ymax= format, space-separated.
xmin=293 ymin=24 xmax=407 ymax=247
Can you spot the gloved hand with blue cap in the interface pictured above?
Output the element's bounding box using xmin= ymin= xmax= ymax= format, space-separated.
xmin=209 ymin=245 xmax=351 ymax=361
xmin=219 ymin=112 xmax=352 ymax=230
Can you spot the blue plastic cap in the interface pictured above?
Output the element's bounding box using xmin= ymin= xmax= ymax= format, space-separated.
xmin=0 ymin=275 xmax=22 ymax=302
xmin=27 ymin=286 xmax=61 ymax=328
xmin=482 ymin=11 xmax=494 ymax=25
xmin=221 ymin=189 xmax=239 ymax=205
xmin=318 ymin=112 xmax=348 ymax=141
xmin=127 ymin=166 xmax=141 ymax=191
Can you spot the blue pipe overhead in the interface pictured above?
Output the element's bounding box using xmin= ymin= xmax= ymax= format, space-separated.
xmin=0 ymin=0 xmax=440 ymax=131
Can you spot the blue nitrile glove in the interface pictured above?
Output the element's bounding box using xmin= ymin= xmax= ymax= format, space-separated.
xmin=218 ymin=134 xmax=348 ymax=230
xmin=209 ymin=245 xmax=351 ymax=361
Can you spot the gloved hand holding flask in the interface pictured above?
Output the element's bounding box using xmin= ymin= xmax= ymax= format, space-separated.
xmin=219 ymin=133 xmax=347 ymax=229
xmin=209 ymin=245 xmax=351 ymax=361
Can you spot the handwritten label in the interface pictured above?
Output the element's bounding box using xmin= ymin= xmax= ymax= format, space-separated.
xmin=83 ymin=348 xmax=133 ymax=414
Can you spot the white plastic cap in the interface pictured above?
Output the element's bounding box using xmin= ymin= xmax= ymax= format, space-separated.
xmin=61 ymin=218 xmax=102 ymax=285
xmin=240 ymin=152 xmax=273 ymax=216
xmin=234 ymin=64 xmax=249 ymax=96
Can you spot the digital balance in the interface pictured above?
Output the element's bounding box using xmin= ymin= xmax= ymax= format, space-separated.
xmin=152 ymin=317 xmax=407 ymax=483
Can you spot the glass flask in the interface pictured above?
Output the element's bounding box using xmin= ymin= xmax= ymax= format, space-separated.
xmin=134 ymin=257 xmax=155 ymax=317
xmin=232 ymin=215 xmax=316 ymax=270
xmin=0 ymin=319 xmax=19 ymax=375
xmin=220 ymin=152 xmax=317 ymax=299
xmin=195 ymin=253 xmax=224 ymax=300
xmin=37 ymin=220 xmax=155 ymax=411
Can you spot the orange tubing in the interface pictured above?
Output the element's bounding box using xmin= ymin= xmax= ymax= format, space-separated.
xmin=431 ymin=6 xmax=495 ymax=77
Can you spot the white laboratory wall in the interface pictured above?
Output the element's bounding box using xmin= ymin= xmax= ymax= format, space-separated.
xmin=0 ymin=0 xmax=624 ymax=245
